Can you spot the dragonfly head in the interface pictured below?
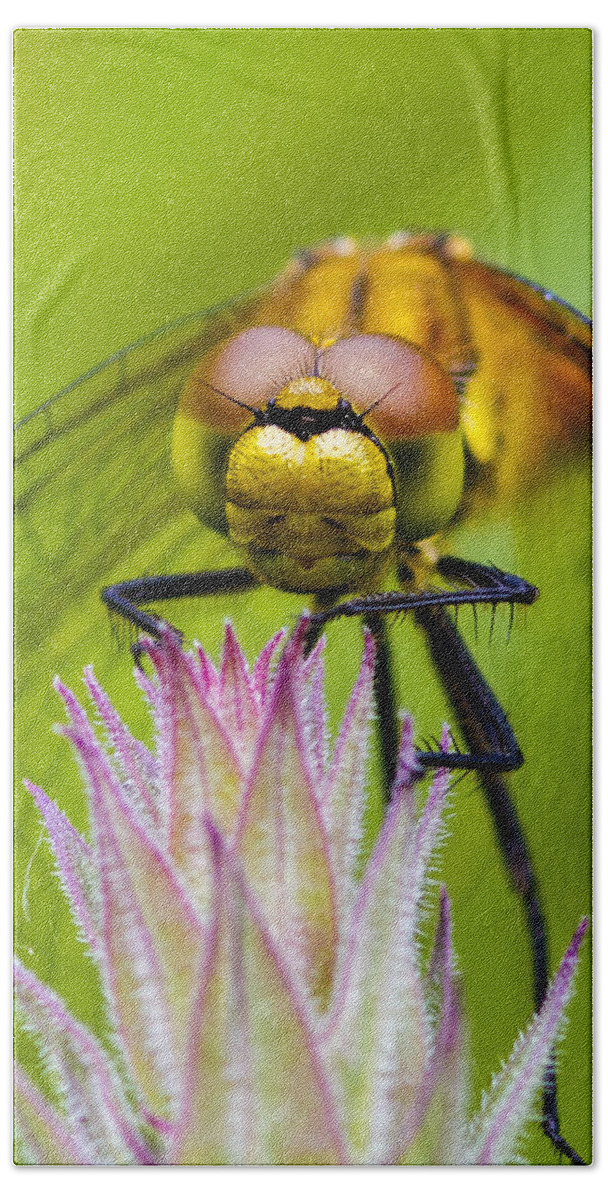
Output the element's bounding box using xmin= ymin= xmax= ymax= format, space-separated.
xmin=173 ymin=324 xmax=464 ymax=590
xmin=225 ymin=375 xmax=396 ymax=593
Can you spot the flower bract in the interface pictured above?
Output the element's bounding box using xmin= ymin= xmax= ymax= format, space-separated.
xmin=14 ymin=623 xmax=586 ymax=1165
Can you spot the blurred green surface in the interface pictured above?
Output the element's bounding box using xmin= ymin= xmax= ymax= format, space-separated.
xmin=14 ymin=28 xmax=591 ymax=1164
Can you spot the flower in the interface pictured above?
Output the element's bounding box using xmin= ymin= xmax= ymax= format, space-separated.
xmin=14 ymin=622 xmax=586 ymax=1165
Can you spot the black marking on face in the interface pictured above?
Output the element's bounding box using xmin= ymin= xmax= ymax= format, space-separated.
xmin=249 ymin=396 xmax=397 ymax=497
xmin=255 ymin=396 xmax=365 ymax=441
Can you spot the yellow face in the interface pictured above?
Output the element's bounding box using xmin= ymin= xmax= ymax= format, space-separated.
xmin=225 ymin=379 xmax=396 ymax=593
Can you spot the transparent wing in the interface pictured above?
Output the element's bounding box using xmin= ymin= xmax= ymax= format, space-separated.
xmin=14 ymin=289 xmax=271 ymax=982
xmin=15 ymin=293 xmax=261 ymax=668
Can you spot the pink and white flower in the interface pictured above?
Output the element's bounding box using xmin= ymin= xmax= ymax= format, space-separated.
xmin=14 ymin=623 xmax=586 ymax=1165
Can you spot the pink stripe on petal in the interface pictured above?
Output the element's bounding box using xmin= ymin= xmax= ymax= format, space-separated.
xmin=147 ymin=632 xmax=244 ymax=884
xmin=390 ymin=715 xmax=419 ymax=809
xmin=400 ymin=888 xmax=468 ymax=1164
xmin=252 ymin=629 xmax=286 ymax=704
xmin=324 ymin=782 xmax=431 ymax=1163
xmin=14 ymin=1063 xmax=87 ymax=1164
xmin=54 ymin=675 xmax=93 ymax=737
xmin=59 ymin=707 xmax=206 ymax=1120
xmin=236 ymin=652 xmax=338 ymax=1009
xmin=471 ymin=919 xmax=589 ymax=1165
xmin=134 ymin=661 xmax=158 ymax=707
xmin=299 ymin=630 xmax=326 ymax=684
xmin=413 ymin=762 xmax=451 ymax=897
xmin=14 ymin=960 xmax=152 ymax=1163
xmin=296 ymin=633 xmax=328 ymax=785
xmin=324 ymin=628 xmax=375 ymax=919
xmin=193 ymin=641 xmax=221 ymax=704
xmin=324 ymin=782 xmax=410 ymax=1034
xmin=24 ymin=781 xmax=100 ymax=949
xmin=84 ymin=666 xmax=163 ymax=833
xmin=173 ymin=824 xmax=345 ymax=1165
xmin=427 ymin=888 xmax=460 ymax=1060
xmin=219 ymin=622 xmax=259 ymax=744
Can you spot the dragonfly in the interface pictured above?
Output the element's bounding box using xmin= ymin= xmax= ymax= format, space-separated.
xmin=15 ymin=232 xmax=591 ymax=1162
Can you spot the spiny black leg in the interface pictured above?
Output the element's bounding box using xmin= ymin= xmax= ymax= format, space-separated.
xmin=306 ymin=559 xmax=538 ymax=628
xmin=304 ymin=587 xmax=344 ymax=656
xmin=102 ymin=566 xmax=258 ymax=643
xmin=418 ymin=606 xmax=549 ymax=987
xmin=306 ymin=598 xmax=399 ymax=808
xmin=307 ymin=559 xmax=536 ymax=775
xmin=416 ymin=602 xmax=583 ymax=1165
xmin=542 ymin=1108 xmax=584 ymax=1165
xmin=365 ymin=612 xmax=400 ymax=805
xmin=308 ymin=557 xmax=583 ymax=1163
xmin=414 ymin=602 xmax=523 ymax=772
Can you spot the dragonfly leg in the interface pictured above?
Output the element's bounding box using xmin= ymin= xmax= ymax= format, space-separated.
xmin=364 ymin=612 xmax=400 ymax=802
xmin=306 ymin=585 xmax=402 ymax=801
xmin=308 ymin=556 xmax=538 ymax=773
xmin=102 ymin=566 xmax=258 ymax=654
xmin=309 ymin=557 xmax=584 ymax=1164
xmin=416 ymin=601 xmax=583 ymax=1164
xmin=308 ymin=594 xmax=400 ymax=805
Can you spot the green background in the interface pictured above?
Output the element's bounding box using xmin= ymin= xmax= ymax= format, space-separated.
xmin=14 ymin=28 xmax=592 ymax=1164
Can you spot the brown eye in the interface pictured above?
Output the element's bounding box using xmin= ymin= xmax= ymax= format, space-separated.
xmin=180 ymin=327 xmax=317 ymax=434
xmin=210 ymin=327 xmax=316 ymax=416
xmin=319 ymin=334 xmax=459 ymax=440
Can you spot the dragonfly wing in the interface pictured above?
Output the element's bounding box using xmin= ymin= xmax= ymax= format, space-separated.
xmin=15 ymin=294 xmax=260 ymax=665
xmin=451 ymin=257 xmax=591 ymax=497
